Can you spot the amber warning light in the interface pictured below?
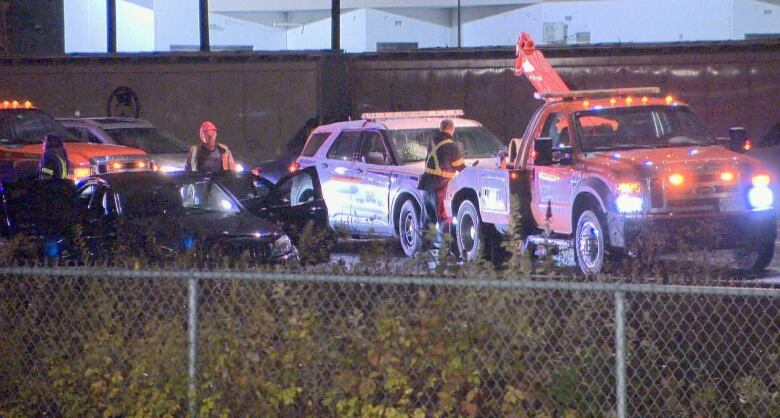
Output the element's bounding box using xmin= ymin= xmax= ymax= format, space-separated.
xmin=1 ymin=100 xmax=34 ymax=109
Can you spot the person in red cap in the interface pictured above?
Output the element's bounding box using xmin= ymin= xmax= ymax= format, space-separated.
xmin=185 ymin=121 xmax=236 ymax=172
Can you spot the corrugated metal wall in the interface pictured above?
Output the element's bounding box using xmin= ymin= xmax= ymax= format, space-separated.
xmin=0 ymin=42 xmax=778 ymax=164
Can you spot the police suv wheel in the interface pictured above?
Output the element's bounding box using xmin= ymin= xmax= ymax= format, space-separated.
xmin=575 ymin=210 xmax=605 ymax=276
xmin=457 ymin=200 xmax=482 ymax=262
xmin=399 ymin=200 xmax=422 ymax=257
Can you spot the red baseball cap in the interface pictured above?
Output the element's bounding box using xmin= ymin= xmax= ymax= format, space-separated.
xmin=200 ymin=120 xmax=217 ymax=133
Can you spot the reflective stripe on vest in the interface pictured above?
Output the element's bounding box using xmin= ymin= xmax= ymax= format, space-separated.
xmin=424 ymin=139 xmax=456 ymax=179
xmin=57 ymin=156 xmax=68 ymax=179
xmin=189 ymin=145 xmax=199 ymax=171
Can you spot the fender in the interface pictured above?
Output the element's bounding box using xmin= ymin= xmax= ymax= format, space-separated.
xmin=573 ymin=176 xmax=614 ymax=215
xmin=573 ymin=176 xmax=629 ymax=248
xmin=389 ymin=180 xmax=424 ymax=234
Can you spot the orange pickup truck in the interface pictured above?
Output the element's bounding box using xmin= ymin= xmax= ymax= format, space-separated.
xmin=0 ymin=100 xmax=153 ymax=183
xmin=446 ymin=34 xmax=776 ymax=275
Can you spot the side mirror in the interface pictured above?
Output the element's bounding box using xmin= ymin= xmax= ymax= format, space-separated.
xmin=495 ymin=148 xmax=509 ymax=169
xmin=534 ymin=137 xmax=553 ymax=166
xmin=364 ymin=151 xmax=386 ymax=165
xmin=728 ymin=127 xmax=751 ymax=152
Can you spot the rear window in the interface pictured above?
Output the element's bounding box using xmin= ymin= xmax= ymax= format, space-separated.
xmin=105 ymin=127 xmax=188 ymax=154
xmin=300 ymin=132 xmax=330 ymax=157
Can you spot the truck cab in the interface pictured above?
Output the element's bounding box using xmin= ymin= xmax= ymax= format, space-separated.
xmin=0 ymin=101 xmax=153 ymax=183
xmin=448 ymin=89 xmax=776 ymax=275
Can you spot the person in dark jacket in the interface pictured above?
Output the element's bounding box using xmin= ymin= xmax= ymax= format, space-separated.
xmin=417 ymin=119 xmax=466 ymax=252
xmin=38 ymin=134 xmax=69 ymax=180
xmin=185 ymin=121 xmax=236 ymax=172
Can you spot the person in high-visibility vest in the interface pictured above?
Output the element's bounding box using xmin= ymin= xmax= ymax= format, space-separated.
xmin=417 ymin=119 xmax=466 ymax=251
xmin=185 ymin=121 xmax=236 ymax=172
xmin=38 ymin=134 xmax=70 ymax=180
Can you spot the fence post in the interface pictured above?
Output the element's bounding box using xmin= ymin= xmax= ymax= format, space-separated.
xmin=188 ymin=277 xmax=199 ymax=417
xmin=614 ymin=291 xmax=627 ymax=418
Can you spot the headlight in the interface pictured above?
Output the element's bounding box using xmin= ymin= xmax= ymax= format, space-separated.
xmin=160 ymin=165 xmax=181 ymax=173
xmin=270 ymin=235 xmax=294 ymax=257
xmin=616 ymin=195 xmax=643 ymax=213
xmin=752 ymin=174 xmax=770 ymax=187
xmin=72 ymin=167 xmax=91 ymax=181
xmin=748 ymin=186 xmax=773 ymax=209
xmin=235 ymin=163 xmax=246 ymax=173
xmin=616 ymin=181 xmax=643 ymax=213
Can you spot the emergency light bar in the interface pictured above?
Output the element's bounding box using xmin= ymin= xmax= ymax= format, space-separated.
xmin=361 ymin=109 xmax=465 ymax=120
xmin=537 ymin=87 xmax=661 ymax=101
xmin=0 ymin=100 xmax=34 ymax=109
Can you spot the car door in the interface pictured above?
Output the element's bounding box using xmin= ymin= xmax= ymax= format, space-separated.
xmin=260 ymin=167 xmax=328 ymax=241
xmin=530 ymin=112 xmax=576 ymax=234
xmin=319 ymin=130 xmax=362 ymax=232
xmin=351 ymin=130 xmax=394 ymax=236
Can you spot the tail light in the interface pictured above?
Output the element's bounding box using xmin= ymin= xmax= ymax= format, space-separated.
xmin=288 ymin=162 xmax=300 ymax=173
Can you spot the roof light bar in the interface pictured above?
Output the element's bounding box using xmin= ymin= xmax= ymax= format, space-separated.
xmin=361 ymin=109 xmax=465 ymax=120
xmin=539 ymin=87 xmax=661 ymax=101
xmin=1 ymin=99 xmax=35 ymax=109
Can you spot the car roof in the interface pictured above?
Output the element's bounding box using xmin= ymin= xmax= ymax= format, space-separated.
xmin=82 ymin=170 xmax=253 ymax=189
xmin=58 ymin=117 xmax=155 ymax=130
xmin=313 ymin=116 xmax=482 ymax=133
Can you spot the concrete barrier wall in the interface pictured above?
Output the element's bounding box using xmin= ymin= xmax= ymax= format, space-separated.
xmin=0 ymin=56 xmax=321 ymax=164
xmin=1 ymin=43 xmax=779 ymax=165
xmin=350 ymin=46 xmax=780 ymax=144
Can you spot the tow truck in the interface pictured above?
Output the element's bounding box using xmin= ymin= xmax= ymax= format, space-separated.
xmin=0 ymin=100 xmax=153 ymax=183
xmin=446 ymin=33 xmax=776 ymax=275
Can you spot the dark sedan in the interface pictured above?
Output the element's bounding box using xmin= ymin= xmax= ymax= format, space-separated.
xmin=76 ymin=169 xmax=326 ymax=264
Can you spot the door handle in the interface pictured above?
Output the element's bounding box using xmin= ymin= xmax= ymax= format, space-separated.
xmin=320 ymin=163 xmax=328 ymax=169
xmin=357 ymin=168 xmax=364 ymax=174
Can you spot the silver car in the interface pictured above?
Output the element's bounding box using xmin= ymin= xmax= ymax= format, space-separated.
xmin=296 ymin=110 xmax=505 ymax=257
xmin=57 ymin=117 xmax=191 ymax=172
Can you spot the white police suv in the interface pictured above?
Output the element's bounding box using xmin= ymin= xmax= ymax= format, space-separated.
xmin=296 ymin=110 xmax=505 ymax=256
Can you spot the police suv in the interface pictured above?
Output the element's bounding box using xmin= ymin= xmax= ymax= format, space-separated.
xmin=296 ymin=110 xmax=505 ymax=256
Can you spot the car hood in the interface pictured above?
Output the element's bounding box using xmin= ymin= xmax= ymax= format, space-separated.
xmin=583 ymin=146 xmax=768 ymax=179
xmin=7 ymin=142 xmax=147 ymax=162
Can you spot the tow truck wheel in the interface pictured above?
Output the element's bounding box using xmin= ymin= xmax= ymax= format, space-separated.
xmin=575 ymin=210 xmax=605 ymax=276
xmin=734 ymin=240 xmax=775 ymax=274
xmin=399 ymin=200 xmax=422 ymax=257
xmin=456 ymin=200 xmax=482 ymax=262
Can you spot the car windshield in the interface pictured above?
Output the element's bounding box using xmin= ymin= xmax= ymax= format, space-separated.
xmin=120 ymin=180 xmax=240 ymax=217
xmin=105 ymin=127 xmax=189 ymax=154
xmin=2 ymin=109 xmax=79 ymax=145
xmin=387 ymin=126 xmax=505 ymax=165
xmin=574 ymin=105 xmax=716 ymax=152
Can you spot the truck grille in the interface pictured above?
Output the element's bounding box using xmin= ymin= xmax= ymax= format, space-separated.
xmin=647 ymin=172 xmax=746 ymax=213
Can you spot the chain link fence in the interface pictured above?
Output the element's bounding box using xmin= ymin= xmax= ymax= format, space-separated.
xmin=1 ymin=267 xmax=779 ymax=417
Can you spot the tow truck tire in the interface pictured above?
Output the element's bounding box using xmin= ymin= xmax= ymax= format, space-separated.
xmin=575 ymin=210 xmax=606 ymax=276
xmin=456 ymin=200 xmax=483 ymax=262
xmin=734 ymin=240 xmax=775 ymax=274
xmin=398 ymin=200 xmax=422 ymax=257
